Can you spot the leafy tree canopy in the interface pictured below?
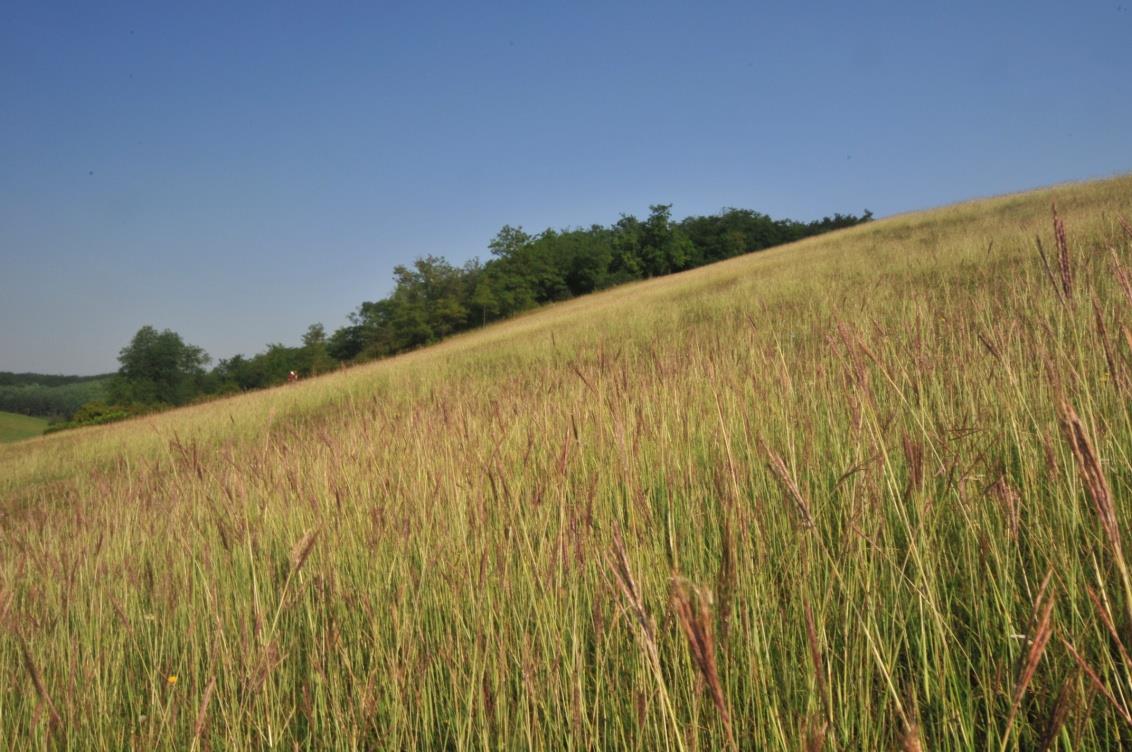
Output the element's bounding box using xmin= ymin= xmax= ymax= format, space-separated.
xmin=110 ymin=326 xmax=210 ymax=406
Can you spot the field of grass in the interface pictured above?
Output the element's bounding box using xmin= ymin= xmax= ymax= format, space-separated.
xmin=2 ymin=175 xmax=1132 ymax=749
xmin=0 ymin=411 xmax=47 ymax=444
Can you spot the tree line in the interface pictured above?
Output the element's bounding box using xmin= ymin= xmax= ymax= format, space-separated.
xmin=48 ymin=202 xmax=870 ymax=430
xmin=0 ymin=373 xmax=111 ymax=419
xmin=323 ymin=204 xmax=870 ymax=361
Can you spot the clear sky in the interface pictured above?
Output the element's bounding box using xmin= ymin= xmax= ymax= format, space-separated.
xmin=2 ymin=1 xmax=1130 ymax=374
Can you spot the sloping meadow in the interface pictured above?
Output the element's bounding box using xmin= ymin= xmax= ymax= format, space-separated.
xmin=2 ymin=176 xmax=1132 ymax=749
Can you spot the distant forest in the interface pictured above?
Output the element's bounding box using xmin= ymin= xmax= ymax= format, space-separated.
xmin=0 ymin=372 xmax=111 ymax=420
xmin=29 ymin=203 xmax=871 ymax=430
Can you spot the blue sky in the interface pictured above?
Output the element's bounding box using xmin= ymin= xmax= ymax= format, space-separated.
xmin=2 ymin=1 xmax=1130 ymax=374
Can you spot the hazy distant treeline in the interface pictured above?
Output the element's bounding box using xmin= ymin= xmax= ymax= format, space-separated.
xmin=0 ymin=373 xmax=111 ymax=419
xmin=0 ymin=372 xmax=112 ymax=388
xmin=45 ymin=203 xmax=870 ymax=428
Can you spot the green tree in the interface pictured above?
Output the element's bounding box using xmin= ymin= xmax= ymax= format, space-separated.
xmin=301 ymin=323 xmax=335 ymax=374
xmin=470 ymin=281 xmax=496 ymax=326
xmin=638 ymin=204 xmax=696 ymax=275
xmin=385 ymin=256 xmax=469 ymax=348
xmin=326 ymin=324 xmax=366 ymax=362
xmin=488 ymin=225 xmax=533 ymax=260
xmin=257 ymin=343 xmax=306 ymax=382
xmin=110 ymin=326 xmax=210 ymax=406
xmin=560 ymin=225 xmax=614 ymax=294
xmin=488 ymin=225 xmax=569 ymax=306
xmin=610 ymin=214 xmax=645 ymax=281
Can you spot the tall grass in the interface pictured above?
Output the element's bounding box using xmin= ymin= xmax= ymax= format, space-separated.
xmin=2 ymin=175 xmax=1132 ymax=749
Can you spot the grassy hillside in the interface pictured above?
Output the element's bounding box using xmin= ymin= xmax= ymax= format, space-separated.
xmin=0 ymin=411 xmax=47 ymax=443
xmin=2 ymin=175 xmax=1131 ymax=749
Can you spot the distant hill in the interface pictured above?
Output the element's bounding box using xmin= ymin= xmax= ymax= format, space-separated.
xmin=0 ymin=371 xmax=112 ymax=387
xmin=0 ymin=371 xmax=113 ymax=419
